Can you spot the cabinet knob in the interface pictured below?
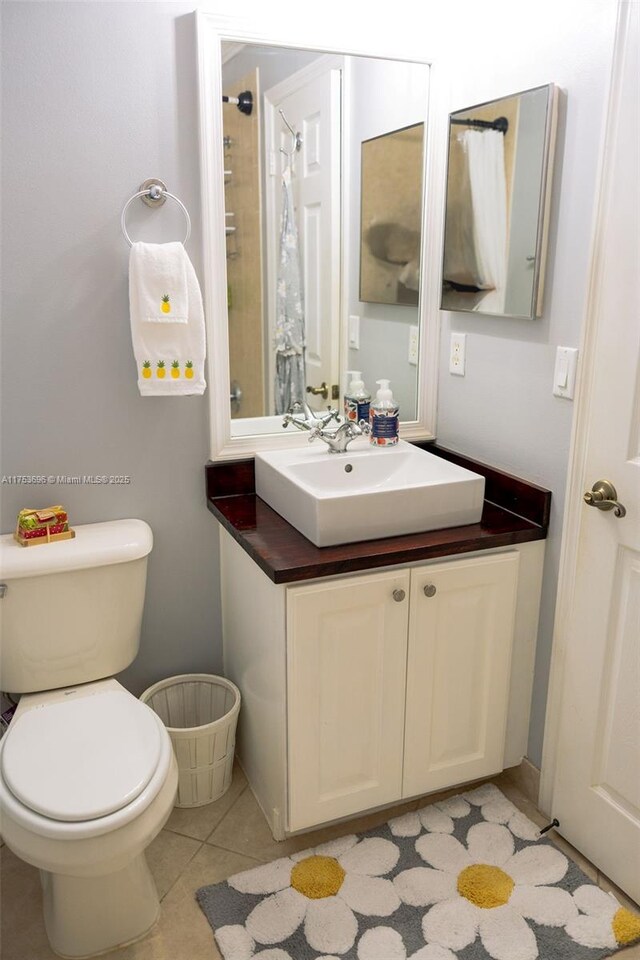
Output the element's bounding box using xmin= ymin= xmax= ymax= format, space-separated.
xmin=423 ymin=583 xmax=437 ymax=598
xmin=392 ymin=588 xmax=406 ymax=602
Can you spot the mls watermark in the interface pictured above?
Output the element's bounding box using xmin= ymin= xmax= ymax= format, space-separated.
xmin=1 ymin=475 xmax=132 ymax=485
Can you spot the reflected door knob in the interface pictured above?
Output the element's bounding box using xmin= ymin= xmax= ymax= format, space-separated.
xmin=392 ymin=589 xmax=406 ymax=602
xmin=583 ymin=479 xmax=626 ymax=518
xmin=306 ymin=382 xmax=329 ymax=400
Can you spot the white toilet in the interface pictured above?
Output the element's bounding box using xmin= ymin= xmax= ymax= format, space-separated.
xmin=0 ymin=519 xmax=178 ymax=958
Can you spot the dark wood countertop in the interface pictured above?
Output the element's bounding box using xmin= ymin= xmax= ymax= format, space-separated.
xmin=205 ymin=443 xmax=551 ymax=584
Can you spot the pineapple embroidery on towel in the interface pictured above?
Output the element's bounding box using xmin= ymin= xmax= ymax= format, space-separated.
xmin=156 ymin=360 xmax=166 ymax=379
xmin=161 ymin=295 xmax=171 ymax=314
xmin=142 ymin=361 xmax=152 ymax=379
xmin=171 ymin=361 xmax=180 ymax=379
xmin=185 ymin=361 xmax=194 ymax=380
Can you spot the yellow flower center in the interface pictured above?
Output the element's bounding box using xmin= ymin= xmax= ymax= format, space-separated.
xmin=290 ymin=855 xmax=345 ymax=900
xmin=457 ymin=864 xmax=515 ymax=909
xmin=612 ymin=906 xmax=640 ymax=945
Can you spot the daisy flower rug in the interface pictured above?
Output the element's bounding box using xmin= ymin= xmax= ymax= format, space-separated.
xmin=196 ymin=783 xmax=640 ymax=960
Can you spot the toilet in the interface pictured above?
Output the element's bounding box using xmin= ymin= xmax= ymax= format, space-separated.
xmin=0 ymin=519 xmax=178 ymax=959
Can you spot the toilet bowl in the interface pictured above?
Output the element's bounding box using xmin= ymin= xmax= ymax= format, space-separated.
xmin=0 ymin=678 xmax=178 ymax=958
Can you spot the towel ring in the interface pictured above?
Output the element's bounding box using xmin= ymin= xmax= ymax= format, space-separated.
xmin=121 ymin=181 xmax=191 ymax=247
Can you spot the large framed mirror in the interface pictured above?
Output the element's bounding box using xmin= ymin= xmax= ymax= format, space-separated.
xmin=441 ymin=84 xmax=558 ymax=319
xmin=197 ymin=12 xmax=444 ymax=459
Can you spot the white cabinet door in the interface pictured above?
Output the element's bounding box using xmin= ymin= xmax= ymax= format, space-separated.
xmin=403 ymin=553 xmax=519 ymax=798
xmin=287 ymin=569 xmax=410 ymax=831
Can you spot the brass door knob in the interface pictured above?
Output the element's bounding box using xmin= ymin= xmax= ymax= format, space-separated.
xmin=306 ymin=382 xmax=329 ymax=400
xmin=583 ymin=479 xmax=626 ymax=518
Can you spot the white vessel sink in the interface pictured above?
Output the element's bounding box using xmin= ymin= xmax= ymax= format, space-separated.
xmin=255 ymin=439 xmax=485 ymax=547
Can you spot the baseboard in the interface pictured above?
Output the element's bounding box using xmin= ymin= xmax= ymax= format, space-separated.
xmin=504 ymin=757 xmax=541 ymax=807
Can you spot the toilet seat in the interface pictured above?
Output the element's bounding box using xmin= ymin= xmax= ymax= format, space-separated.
xmin=0 ymin=683 xmax=173 ymax=841
xmin=1 ymin=689 xmax=162 ymax=822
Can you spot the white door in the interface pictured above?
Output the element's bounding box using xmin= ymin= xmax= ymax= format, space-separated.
xmin=544 ymin=2 xmax=640 ymax=903
xmin=265 ymin=60 xmax=342 ymax=412
xmin=403 ymin=553 xmax=519 ymax=798
xmin=286 ymin=569 xmax=409 ymax=831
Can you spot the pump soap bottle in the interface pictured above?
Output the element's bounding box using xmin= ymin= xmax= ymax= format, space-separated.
xmin=344 ymin=371 xmax=371 ymax=424
xmin=369 ymin=379 xmax=399 ymax=446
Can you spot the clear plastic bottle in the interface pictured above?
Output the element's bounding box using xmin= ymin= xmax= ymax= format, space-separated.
xmin=343 ymin=371 xmax=371 ymax=424
xmin=369 ymin=379 xmax=399 ymax=446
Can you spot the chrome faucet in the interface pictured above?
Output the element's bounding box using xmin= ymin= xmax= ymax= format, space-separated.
xmin=308 ymin=419 xmax=369 ymax=453
xmin=282 ymin=401 xmax=340 ymax=433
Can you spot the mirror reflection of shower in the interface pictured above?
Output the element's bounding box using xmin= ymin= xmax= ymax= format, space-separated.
xmin=222 ymin=75 xmax=265 ymax=418
xmin=273 ymin=106 xmax=306 ymax=416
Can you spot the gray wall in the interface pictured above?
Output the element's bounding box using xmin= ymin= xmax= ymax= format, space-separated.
xmin=1 ymin=1 xmax=619 ymax=769
xmin=1 ymin=2 xmax=220 ymax=695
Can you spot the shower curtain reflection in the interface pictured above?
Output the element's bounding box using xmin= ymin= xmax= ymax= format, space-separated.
xmin=274 ymin=161 xmax=306 ymax=415
xmin=464 ymin=128 xmax=508 ymax=314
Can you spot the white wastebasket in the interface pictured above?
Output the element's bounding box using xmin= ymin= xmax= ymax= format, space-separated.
xmin=140 ymin=674 xmax=241 ymax=808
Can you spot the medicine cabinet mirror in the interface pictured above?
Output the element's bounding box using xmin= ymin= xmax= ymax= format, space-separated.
xmin=441 ymin=84 xmax=558 ymax=319
xmin=197 ymin=13 xmax=443 ymax=459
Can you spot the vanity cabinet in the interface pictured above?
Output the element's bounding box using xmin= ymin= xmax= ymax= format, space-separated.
xmin=220 ymin=529 xmax=535 ymax=839
xmin=287 ymin=554 xmax=518 ymax=831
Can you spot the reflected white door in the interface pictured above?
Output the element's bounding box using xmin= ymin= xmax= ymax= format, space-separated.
xmin=265 ymin=59 xmax=341 ymax=412
xmin=545 ymin=1 xmax=640 ymax=903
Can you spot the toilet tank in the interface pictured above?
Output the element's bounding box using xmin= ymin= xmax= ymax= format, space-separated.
xmin=0 ymin=519 xmax=153 ymax=693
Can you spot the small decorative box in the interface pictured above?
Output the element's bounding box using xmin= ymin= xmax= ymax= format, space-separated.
xmin=14 ymin=506 xmax=75 ymax=547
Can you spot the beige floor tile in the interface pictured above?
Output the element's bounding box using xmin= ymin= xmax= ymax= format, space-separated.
xmin=117 ymin=844 xmax=262 ymax=960
xmin=598 ymin=871 xmax=640 ymax=912
xmin=164 ymin=764 xmax=247 ymax=842
xmin=205 ymin=785 xmax=421 ymax=862
xmin=617 ymin=946 xmax=640 ymax=959
xmin=144 ymin=830 xmax=201 ymax=900
xmin=0 ymin=845 xmax=55 ymax=960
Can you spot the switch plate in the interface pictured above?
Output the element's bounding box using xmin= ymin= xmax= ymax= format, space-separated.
xmin=348 ymin=315 xmax=360 ymax=350
xmin=408 ymin=325 xmax=419 ymax=365
xmin=449 ymin=332 xmax=466 ymax=376
xmin=553 ymin=346 xmax=578 ymax=399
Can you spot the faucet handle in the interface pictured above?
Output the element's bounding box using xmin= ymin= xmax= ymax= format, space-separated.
xmin=358 ymin=418 xmax=371 ymax=435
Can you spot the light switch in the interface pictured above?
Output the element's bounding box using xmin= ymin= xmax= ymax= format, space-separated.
xmin=553 ymin=346 xmax=578 ymax=399
xmin=349 ymin=315 xmax=360 ymax=350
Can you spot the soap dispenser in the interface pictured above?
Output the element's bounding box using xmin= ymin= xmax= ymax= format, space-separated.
xmin=369 ymin=379 xmax=399 ymax=446
xmin=343 ymin=371 xmax=371 ymax=424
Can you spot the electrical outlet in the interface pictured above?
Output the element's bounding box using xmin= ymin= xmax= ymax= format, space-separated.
xmin=349 ymin=315 xmax=360 ymax=349
xmin=408 ymin=325 xmax=419 ymax=365
xmin=449 ymin=332 xmax=466 ymax=376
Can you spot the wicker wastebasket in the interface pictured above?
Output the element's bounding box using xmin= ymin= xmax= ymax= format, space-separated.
xmin=140 ymin=674 xmax=241 ymax=808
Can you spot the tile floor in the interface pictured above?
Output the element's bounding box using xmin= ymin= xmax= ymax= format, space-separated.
xmin=2 ymin=766 xmax=639 ymax=960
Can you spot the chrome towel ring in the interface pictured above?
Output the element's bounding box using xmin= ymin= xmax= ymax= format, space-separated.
xmin=121 ymin=179 xmax=191 ymax=247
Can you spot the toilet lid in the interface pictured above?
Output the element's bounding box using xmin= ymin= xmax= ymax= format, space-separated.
xmin=1 ymin=690 xmax=163 ymax=821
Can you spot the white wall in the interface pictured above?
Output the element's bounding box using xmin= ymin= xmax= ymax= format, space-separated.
xmin=1 ymin=0 xmax=619 ymax=767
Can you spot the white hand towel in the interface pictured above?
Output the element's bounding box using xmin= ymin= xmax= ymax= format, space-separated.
xmin=129 ymin=241 xmax=206 ymax=396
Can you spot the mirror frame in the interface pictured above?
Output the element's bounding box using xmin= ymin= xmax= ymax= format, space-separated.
xmin=196 ymin=9 xmax=446 ymax=460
